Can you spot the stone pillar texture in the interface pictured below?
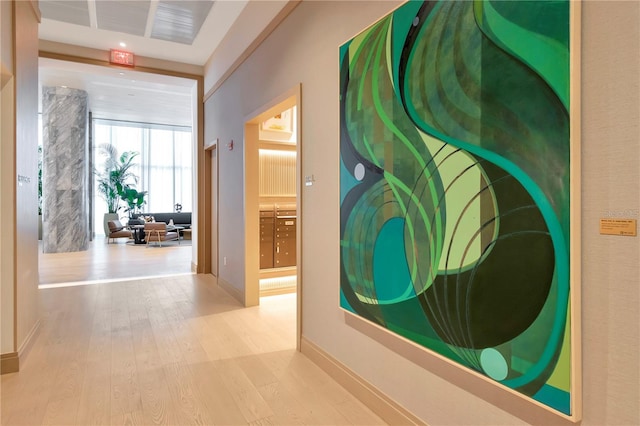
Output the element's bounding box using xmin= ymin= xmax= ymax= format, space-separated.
xmin=42 ymin=86 xmax=89 ymax=253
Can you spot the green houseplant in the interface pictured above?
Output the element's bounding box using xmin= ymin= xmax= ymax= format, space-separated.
xmin=120 ymin=186 xmax=147 ymax=218
xmin=95 ymin=143 xmax=140 ymax=235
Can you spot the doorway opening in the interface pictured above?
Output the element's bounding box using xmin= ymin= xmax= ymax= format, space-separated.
xmin=244 ymin=85 xmax=302 ymax=348
xmin=207 ymin=141 xmax=218 ymax=279
xmin=37 ymin=57 xmax=203 ymax=287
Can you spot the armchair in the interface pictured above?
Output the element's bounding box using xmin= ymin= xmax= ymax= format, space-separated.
xmin=107 ymin=220 xmax=132 ymax=244
xmin=144 ymin=222 xmax=180 ymax=247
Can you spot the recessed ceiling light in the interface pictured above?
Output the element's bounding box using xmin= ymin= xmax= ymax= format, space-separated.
xmin=119 ymin=72 xmax=125 ymax=76
xmin=131 ymin=80 xmax=136 ymax=83
xmin=119 ymin=42 xmax=126 ymax=47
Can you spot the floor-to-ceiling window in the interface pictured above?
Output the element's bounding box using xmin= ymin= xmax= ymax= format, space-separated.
xmin=93 ymin=119 xmax=192 ymax=234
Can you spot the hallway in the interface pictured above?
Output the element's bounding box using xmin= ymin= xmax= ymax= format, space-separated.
xmin=0 ymin=274 xmax=383 ymax=425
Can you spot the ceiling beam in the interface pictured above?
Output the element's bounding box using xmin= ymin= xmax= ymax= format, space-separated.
xmin=145 ymin=0 xmax=159 ymax=38
xmin=87 ymin=0 xmax=97 ymax=28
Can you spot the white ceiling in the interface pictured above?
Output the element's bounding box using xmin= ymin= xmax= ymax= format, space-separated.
xmin=37 ymin=0 xmax=267 ymax=127
xmin=39 ymin=0 xmax=249 ymax=65
xmin=39 ymin=57 xmax=196 ymax=127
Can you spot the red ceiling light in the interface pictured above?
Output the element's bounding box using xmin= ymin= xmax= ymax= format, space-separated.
xmin=110 ymin=49 xmax=135 ymax=67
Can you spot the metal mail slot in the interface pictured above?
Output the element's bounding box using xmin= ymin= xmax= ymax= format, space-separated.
xmin=260 ymin=207 xmax=275 ymax=270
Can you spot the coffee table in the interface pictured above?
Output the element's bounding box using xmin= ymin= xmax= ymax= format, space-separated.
xmin=129 ymin=224 xmax=146 ymax=244
xmin=167 ymin=225 xmax=184 ymax=240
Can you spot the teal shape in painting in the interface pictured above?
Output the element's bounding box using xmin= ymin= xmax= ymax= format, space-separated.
xmin=340 ymin=157 xmax=361 ymax=205
xmin=534 ymin=383 xmax=570 ymax=415
xmin=480 ymin=348 xmax=509 ymax=381
xmin=373 ymin=217 xmax=415 ymax=304
xmin=340 ymin=287 xmax=355 ymax=313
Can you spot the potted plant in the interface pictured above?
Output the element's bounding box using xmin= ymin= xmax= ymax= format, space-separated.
xmin=120 ymin=185 xmax=147 ymax=219
xmin=95 ymin=143 xmax=140 ymax=236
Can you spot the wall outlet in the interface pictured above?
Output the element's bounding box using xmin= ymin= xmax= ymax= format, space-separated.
xmin=223 ymin=256 xmax=227 ymax=266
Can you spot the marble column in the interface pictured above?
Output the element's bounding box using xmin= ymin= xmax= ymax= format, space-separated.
xmin=42 ymin=86 xmax=89 ymax=253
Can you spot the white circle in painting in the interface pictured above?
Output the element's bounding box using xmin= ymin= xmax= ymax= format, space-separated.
xmin=354 ymin=163 xmax=365 ymax=181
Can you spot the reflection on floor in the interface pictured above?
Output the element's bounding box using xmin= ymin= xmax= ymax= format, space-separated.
xmin=39 ymin=235 xmax=193 ymax=287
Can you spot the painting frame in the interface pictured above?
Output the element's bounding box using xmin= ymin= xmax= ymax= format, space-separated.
xmin=338 ymin=0 xmax=581 ymax=421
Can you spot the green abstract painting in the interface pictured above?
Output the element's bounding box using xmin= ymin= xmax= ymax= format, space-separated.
xmin=340 ymin=0 xmax=576 ymax=416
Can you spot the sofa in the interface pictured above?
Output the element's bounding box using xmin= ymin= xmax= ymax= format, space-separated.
xmin=131 ymin=212 xmax=192 ymax=228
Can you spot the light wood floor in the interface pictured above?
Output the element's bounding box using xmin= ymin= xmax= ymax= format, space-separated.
xmin=39 ymin=236 xmax=193 ymax=286
xmin=1 ymin=275 xmax=383 ymax=425
xmin=1 ymin=274 xmax=385 ymax=425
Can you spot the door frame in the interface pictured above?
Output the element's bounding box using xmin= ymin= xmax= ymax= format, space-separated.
xmin=205 ymin=141 xmax=219 ymax=278
xmin=38 ymin=51 xmax=207 ymax=274
xmin=243 ymin=84 xmax=302 ymax=349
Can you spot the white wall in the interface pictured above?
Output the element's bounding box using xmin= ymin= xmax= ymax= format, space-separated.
xmin=580 ymin=2 xmax=639 ymax=424
xmin=1 ymin=0 xmax=40 ymax=361
xmin=203 ymin=0 xmax=289 ymax=91
xmin=0 ymin=0 xmax=15 ymax=355
xmin=204 ymin=1 xmax=640 ymax=424
xmin=14 ymin=0 xmax=40 ymax=355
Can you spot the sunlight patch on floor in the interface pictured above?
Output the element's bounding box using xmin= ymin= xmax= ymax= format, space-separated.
xmin=39 ymin=272 xmax=195 ymax=289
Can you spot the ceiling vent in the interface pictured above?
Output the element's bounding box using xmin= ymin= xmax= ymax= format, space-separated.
xmin=40 ymin=0 xmax=214 ymax=45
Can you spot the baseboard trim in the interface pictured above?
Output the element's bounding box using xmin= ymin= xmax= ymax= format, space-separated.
xmin=259 ymin=267 xmax=296 ymax=279
xmin=18 ymin=319 xmax=41 ymax=361
xmin=1 ymin=352 xmax=19 ymax=374
xmin=260 ymin=286 xmax=296 ymax=297
xmin=1 ymin=319 xmax=41 ymax=375
xmin=218 ymin=277 xmax=245 ymax=305
xmin=300 ymin=337 xmax=425 ymax=426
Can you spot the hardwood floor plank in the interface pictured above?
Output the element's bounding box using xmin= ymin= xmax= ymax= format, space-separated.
xmin=256 ymin=381 xmax=313 ymax=425
xmin=76 ymin=376 xmax=111 ymax=426
xmin=110 ymin=410 xmax=146 ymax=426
xmin=4 ymin=270 xmax=385 ymax=426
xmin=48 ymin=358 xmax=87 ymax=402
xmin=137 ymin=368 xmax=174 ymax=426
xmin=248 ymin=415 xmax=277 ymax=426
xmin=214 ymin=357 xmax=275 ymax=423
xmin=2 ymin=391 xmax=50 ymax=426
xmin=234 ymin=354 xmax=280 ymax=389
xmin=161 ymin=362 xmax=215 ymax=426
xmin=110 ymin=372 xmax=143 ymax=418
xmin=131 ymin=325 xmax=164 ymax=373
xmin=169 ymin=321 xmax=210 ymax=365
xmin=188 ymin=362 xmax=248 ymax=426
xmin=41 ymin=395 xmax=80 ymax=426
xmin=110 ymin=331 xmax=137 ymax=378
xmin=85 ymin=337 xmax=113 ymax=380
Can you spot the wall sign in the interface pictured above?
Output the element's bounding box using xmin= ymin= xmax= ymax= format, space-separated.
xmin=110 ymin=49 xmax=134 ymax=67
xmin=600 ymin=218 xmax=637 ymax=236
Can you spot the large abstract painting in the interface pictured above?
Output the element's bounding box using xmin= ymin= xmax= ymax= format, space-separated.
xmin=340 ymin=0 xmax=578 ymax=417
